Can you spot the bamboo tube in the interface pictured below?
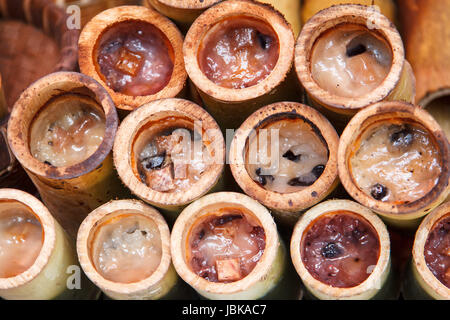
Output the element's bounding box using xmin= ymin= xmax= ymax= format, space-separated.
xmin=295 ymin=4 xmax=415 ymax=130
xmin=258 ymin=0 xmax=302 ymax=37
xmin=402 ymin=201 xmax=450 ymax=300
xmin=0 ymin=188 xmax=99 ymax=300
xmin=398 ymin=0 xmax=450 ymax=108
xmin=184 ymin=0 xmax=297 ymax=130
xmin=77 ymin=199 xmax=192 ymax=300
xmin=338 ymin=101 xmax=450 ymax=229
xmin=0 ymin=74 xmax=7 ymax=120
xmin=78 ymin=6 xmax=187 ymax=113
xmin=114 ymin=98 xmax=225 ymax=222
xmin=291 ymin=199 xmax=394 ymax=300
xmin=229 ymin=101 xmax=340 ymax=227
xmin=144 ymin=0 xmax=221 ymax=33
xmin=301 ymin=0 xmax=396 ymax=25
xmin=7 ymin=71 xmax=128 ymax=239
xmin=171 ymin=192 xmax=301 ymax=300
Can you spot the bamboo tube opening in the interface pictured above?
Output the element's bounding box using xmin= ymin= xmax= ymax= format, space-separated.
xmin=411 ymin=201 xmax=450 ymax=299
xmin=171 ymin=192 xmax=281 ymax=299
xmin=183 ymin=0 xmax=295 ymax=129
xmin=77 ymin=199 xmax=175 ymax=299
xmin=78 ymin=6 xmax=186 ymax=111
xmin=0 ymin=189 xmax=55 ymax=293
xmin=7 ymin=71 xmax=117 ymax=181
xmin=338 ymin=101 xmax=450 ymax=225
xmin=230 ymin=102 xmax=339 ymax=225
xmin=295 ymin=4 xmax=406 ymax=115
xmin=114 ymin=98 xmax=225 ymax=210
xmin=290 ymin=200 xmax=390 ymax=300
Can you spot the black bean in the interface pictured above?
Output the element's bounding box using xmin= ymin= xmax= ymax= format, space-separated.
xmin=312 ymin=164 xmax=325 ymax=178
xmin=321 ymin=242 xmax=342 ymax=258
xmin=370 ymin=183 xmax=388 ymax=200
xmin=255 ymin=168 xmax=274 ymax=186
xmin=283 ymin=150 xmax=301 ymax=162
xmin=142 ymin=152 xmax=166 ymax=170
xmin=198 ymin=229 xmax=205 ymax=240
xmin=257 ymin=32 xmax=272 ymax=50
xmin=346 ymin=43 xmax=367 ymax=57
xmin=48 ymin=141 xmax=53 ymax=146
xmin=44 ymin=160 xmax=53 ymax=166
xmin=390 ymin=126 xmax=413 ymax=148
xmin=288 ymin=174 xmax=316 ymax=187
xmin=215 ymin=214 xmax=243 ymax=226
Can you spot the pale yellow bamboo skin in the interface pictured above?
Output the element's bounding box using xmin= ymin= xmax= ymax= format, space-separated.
xmin=407 ymin=201 xmax=450 ymax=300
xmin=113 ymin=98 xmax=225 ymax=222
xmin=291 ymin=200 xmax=392 ymax=300
xmin=184 ymin=0 xmax=297 ymax=131
xmin=338 ymin=101 xmax=450 ymax=229
xmin=78 ymin=5 xmax=187 ymax=112
xmin=0 ymin=74 xmax=7 ymax=119
xmin=229 ymin=102 xmax=340 ymax=227
xmin=295 ymin=4 xmax=415 ymax=130
xmin=258 ymin=0 xmax=302 ymax=37
xmin=7 ymin=72 xmax=128 ymax=239
xmin=144 ymin=0 xmax=220 ymax=32
xmin=77 ymin=199 xmax=179 ymax=300
xmin=0 ymin=189 xmax=99 ymax=300
xmin=171 ymin=192 xmax=290 ymax=300
xmin=301 ymin=0 xmax=396 ymax=25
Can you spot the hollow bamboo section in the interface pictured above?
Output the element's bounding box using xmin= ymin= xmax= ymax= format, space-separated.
xmin=295 ymin=4 xmax=415 ymax=130
xmin=229 ymin=101 xmax=339 ymax=226
xmin=0 ymin=188 xmax=99 ymax=300
xmin=398 ymin=0 xmax=450 ymax=108
xmin=114 ymin=98 xmax=225 ymax=222
xmin=291 ymin=200 xmax=393 ymax=300
xmin=78 ymin=5 xmax=187 ymax=113
xmin=338 ymin=101 xmax=450 ymax=229
xmin=171 ymin=192 xmax=301 ymax=300
xmin=144 ymin=0 xmax=220 ymax=32
xmin=77 ymin=199 xmax=189 ymax=300
xmin=301 ymin=0 xmax=396 ymax=25
xmin=403 ymin=201 xmax=450 ymax=300
xmin=7 ymin=71 xmax=128 ymax=239
xmin=184 ymin=0 xmax=297 ymax=130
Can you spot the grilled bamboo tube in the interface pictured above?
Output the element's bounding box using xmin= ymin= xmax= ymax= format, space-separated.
xmin=78 ymin=6 xmax=187 ymax=113
xmin=295 ymin=4 xmax=415 ymax=130
xmin=403 ymin=201 xmax=450 ymax=300
xmin=291 ymin=200 xmax=394 ymax=300
xmin=258 ymin=0 xmax=301 ymax=37
xmin=7 ymin=72 xmax=128 ymax=239
xmin=229 ymin=101 xmax=339 ymax=226
xmin=338 ymin=101 xmax=450 ymax=229
xmin=184 ymin=0 xmax=297 ymax=130
xmin=301 ymin=0 xmax=396 ymax=25
xmin=113 ymin=98 xmax=225 ymax=222
xmin=398 ymin=0 xmax=450 ymax=144
xmin=77 ymin=199 xmax=192 ymax=300
xmin=0 ymin=188 xmax=99 ymax=300
xmin=171 ymin=192 xmax=301 ymax=299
